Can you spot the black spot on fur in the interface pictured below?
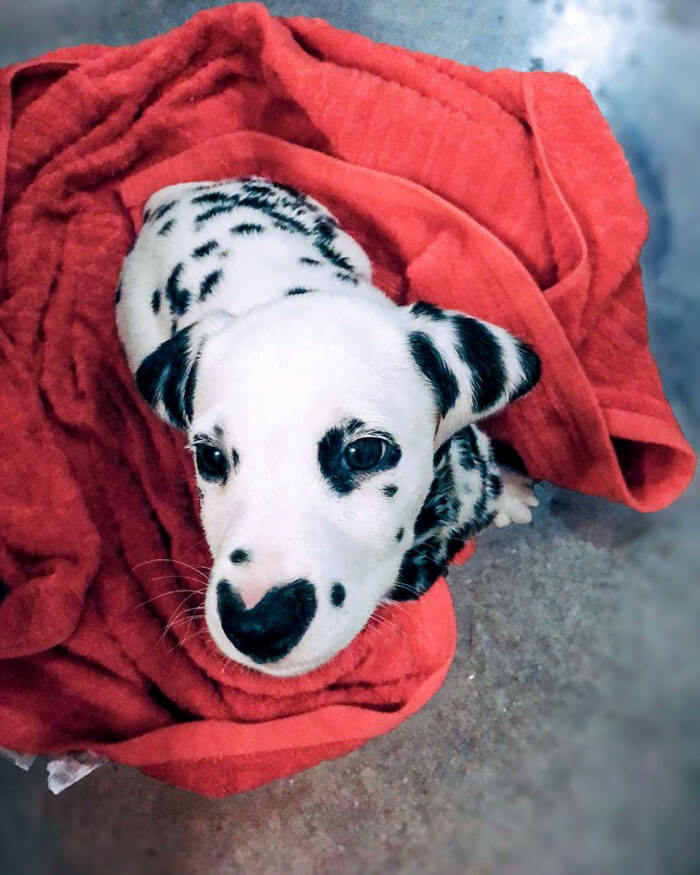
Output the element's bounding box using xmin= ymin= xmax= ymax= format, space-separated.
xmin=330 ymin=582 xmax=346 ymax=607
xmin=135 ymin=324 xmax=199 ymax=429
xmin=318 ymin=421 xmax=401 ymax=495
xmin=395 ymin=528 xmax=404 ymax=542
xmin=193 ymin=240 xmax=219 ymax=258
xmin=157 ymin=218 xmax=176 ymax=236
xmin=151 ymin=289 xmax=161 ymax=314
xmin=390 ymin=536 xmax=447 ymax=601
xmin=229 ymin=549 xmax=251 ymax=565
xmin=195 ymin=204 xmax=239 ymax=225
xmin=411 ymin=301 xmax=446 ymax=320
xmin=452 ymin=316 xmax=506 ymax=412
xmin=409 ymin=331 xmax=459 ymax=417
xmin=200 ymin=269 xmax=223 ymax=300
xmin=488 ymin=474 xmax=503 ymax=497
xmin=510 ymin=341 xmax=541 ymax=400
xmin=299 ymin=256 xmax=321 ymax=266
xmin=231 ymin=447 xmax=240 ymax=471
xmin=230 ymin=222 xmax=265 ymax=235
xmin=335 ymin=271 xmax=359 ymax=285
xmin=165 ymin=262 xmax=191 ymax=316
xmin=192 ymin=191 xmax=237 ymax=205
xmin=151 ymin=200 xmax=176 ymax=222
xmin=287 ymin=287 xmax=312 ymax=296
xmin=382 ymin=485 xmax=398 ymax=498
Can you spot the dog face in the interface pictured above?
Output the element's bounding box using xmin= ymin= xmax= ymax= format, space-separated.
xmin=135 ymin=292 xmax=539 ymax=676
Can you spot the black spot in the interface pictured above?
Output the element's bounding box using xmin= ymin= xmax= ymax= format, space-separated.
xmin=200 ymin=269 xmax=223 ymax=300
xmin=142 ymin=207 xmax=152 ymax=223
xmin=287 ymin=287 xmax=312 ymax=296
xmin=510 ymin=341 xmax=541 ymax=400
xmin=299 ymin=256 xmax=321 ymax=266
xmin=395 ymin=528 xmax=404 ymax=542
xmin=330 ymin=582 xmax=346 ymax=607
xmin=318 ymin=421 xmax=401 ymax=495
xmin=150 ymin=200 xmax=176 ymax=222
xmin=193 ymin=240 xmax=219 ymax=258
xmin=157 ymin=218 xmax=175 ymax=236
xmin=195 ymin=204 xmax=239 ymax=225
xmin=114 ymin=282 xmax=122 ymax=304
xmin=230 ymin=222 xmax=265 ymax=235
xmin=389 ymin=536 xmax=447 ymax=601
xmin=335 ymin=271 xmax=359 ymax=285
xmin=229 ymin=549 xmax=251 ymax=565
xmin=135 ymin=324 xmax=199 ymax=429
xmin=488 ymin=474 xmax=503 ymax=497
xmin=272 ymin=214 xmax=311 ymax=236
xmin=452 ymin=316 xmax=506 ymax=412
xmin=216 ymin=578 xmax=317 ymax=663
xmin=170 ymin=320 xmax=178 ymax=337
xmin=382 ymin=484 xmax=398 ymax=498
xmin=311 ymin=216 xmax=353 ymax=271
xmin=192 ymin=191 xmax=237 ymax=205
xmin=151 ymin=289 xmax=161 ymax=314
xmin=164 ymin=262 xmax=191 ymax=316
xmin=231 ymin=447 xmax=240 ymax=471
xmin=409 ymin=331 xmax=459 ymax=417
xmin=411 ymin=301 xmax=446 ymax=321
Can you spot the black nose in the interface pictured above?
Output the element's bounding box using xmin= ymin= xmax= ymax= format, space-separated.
xmin=216 ymin=578 xmax=317 ymax=664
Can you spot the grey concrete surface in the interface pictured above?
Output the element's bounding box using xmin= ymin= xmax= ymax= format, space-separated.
xmin=1 ymin=1 xmax=698 ymax=873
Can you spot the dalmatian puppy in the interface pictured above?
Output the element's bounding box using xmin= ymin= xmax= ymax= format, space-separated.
xmin=115 ymin=177 xmax=540 ymax=677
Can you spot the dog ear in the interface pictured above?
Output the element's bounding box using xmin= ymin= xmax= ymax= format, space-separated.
xmin=404 ymin=301 xmax=540 ymax=446
xmin=134 ymin=311 xmax=234 ymax=429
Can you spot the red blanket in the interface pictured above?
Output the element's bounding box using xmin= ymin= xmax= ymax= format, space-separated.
xmin=0 ymin=3 xmax=694 ymax=797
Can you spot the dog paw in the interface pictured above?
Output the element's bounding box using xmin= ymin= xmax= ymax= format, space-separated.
xmin=493 ymin=469 xmax=539 ymax=527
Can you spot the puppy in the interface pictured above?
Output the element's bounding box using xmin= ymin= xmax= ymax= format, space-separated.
xmin=115 ymin=177 xmax=540 ymax=677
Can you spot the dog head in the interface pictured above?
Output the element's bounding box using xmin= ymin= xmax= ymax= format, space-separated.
xmin=135 ymin=291 xmax=539 ymax=676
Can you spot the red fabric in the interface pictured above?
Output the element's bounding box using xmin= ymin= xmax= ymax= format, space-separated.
xmin=0 ymin=3 xmax=694 ymax=797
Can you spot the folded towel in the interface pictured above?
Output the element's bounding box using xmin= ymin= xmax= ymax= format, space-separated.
xmin=0 ymin=2 xmax=693 ymax=797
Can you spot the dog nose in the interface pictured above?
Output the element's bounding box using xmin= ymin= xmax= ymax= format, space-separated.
xmin=216 ymin=578 xmax=316 ymax=664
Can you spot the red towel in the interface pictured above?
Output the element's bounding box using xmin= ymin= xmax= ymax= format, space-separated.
xmin=0 ymin=3 xmax=694 ymax=797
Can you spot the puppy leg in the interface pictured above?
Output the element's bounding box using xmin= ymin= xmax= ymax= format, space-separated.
xmin=492 ymin=468 xmax=539 ymax=527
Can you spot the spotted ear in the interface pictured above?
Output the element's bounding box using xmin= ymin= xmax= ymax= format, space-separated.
xmin=134 ymin=311 xmax=234 ymax=429
xmin=405 ymin=301 xmax=540 ymax=446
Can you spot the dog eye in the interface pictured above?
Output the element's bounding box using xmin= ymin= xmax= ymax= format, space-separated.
xmin=344 ymin=437 xmax=387 ymax=471
xmin=194 ymin=444 xmax=229 ymax=483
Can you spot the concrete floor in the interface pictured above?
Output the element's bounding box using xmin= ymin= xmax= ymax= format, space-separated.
xmin=1 ymin=1 xmax=699 ymax=873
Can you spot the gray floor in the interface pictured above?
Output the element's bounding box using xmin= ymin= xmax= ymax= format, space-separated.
xmin=1 ymin=1 xmax=699 ymax=873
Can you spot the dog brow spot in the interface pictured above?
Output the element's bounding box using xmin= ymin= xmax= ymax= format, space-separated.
xmin=382 ymin=484 xmax=398 ymax=498
xmin=229 ymin=549 xmax=251 ymax=565
xmin=395 ymin=528 xmax=404 ymax=542
xmin=151 ymin=289 xmax=161 ymax=314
